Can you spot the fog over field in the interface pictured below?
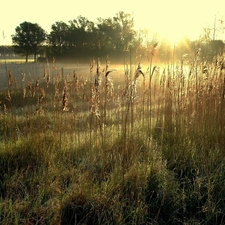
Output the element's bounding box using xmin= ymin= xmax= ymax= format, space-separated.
xmin=0 ymin=59 xmax=127 ymax=90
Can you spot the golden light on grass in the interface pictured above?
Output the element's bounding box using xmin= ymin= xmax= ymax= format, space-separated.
xmin=1 ymin=44 xmax=225 ymax=224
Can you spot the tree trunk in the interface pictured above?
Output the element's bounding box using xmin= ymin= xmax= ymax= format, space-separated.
xmin=25 ymin=54 xmax=28 ymax=62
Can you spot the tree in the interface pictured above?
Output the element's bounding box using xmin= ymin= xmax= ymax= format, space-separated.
xmin=46 ymin=12 xmax=137 ymax=58
xmin=112 ymin=11 xmax=136 ymax=50
xmin=11 ymin=21 xmax=46 ymax=62
xmin=96 ymin=17 xmax=116 ymax=51
xmin=48 ymin=21 xmax=70 ymax=57
xmin=97 ymin=12 xmax=136 ymax=51
xmin=68 ymin=16 xmax=97 ymax=51
xmin=212 ymin=16 xmax=225 ymax=40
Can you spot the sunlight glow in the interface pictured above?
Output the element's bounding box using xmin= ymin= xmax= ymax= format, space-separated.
xmin=133 ymin=0 xmax=224 ymax=45
xmin=0 ymin=0 xmax=224 ymax=45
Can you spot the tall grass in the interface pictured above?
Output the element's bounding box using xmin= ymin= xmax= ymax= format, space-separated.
xmin=1 ymin=51 xmax=225 ymax=224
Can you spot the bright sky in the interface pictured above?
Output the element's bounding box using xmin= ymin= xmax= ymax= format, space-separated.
xmin=0 ymin=0 xmax=224 ymax=45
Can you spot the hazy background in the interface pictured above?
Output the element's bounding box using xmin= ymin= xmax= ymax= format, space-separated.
xmin=1 ymin=0 xmax=224 ymax=45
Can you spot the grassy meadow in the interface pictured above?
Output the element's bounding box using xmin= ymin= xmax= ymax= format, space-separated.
xmin=1 ymin=52 xmax=225 ymax=225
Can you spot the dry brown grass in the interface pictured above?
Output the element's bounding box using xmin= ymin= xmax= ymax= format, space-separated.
xmin=1 ymin=54 xmax=225 ymax=224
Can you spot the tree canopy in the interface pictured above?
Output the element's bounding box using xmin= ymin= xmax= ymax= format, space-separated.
xmin=11 ymin=21 xmax=46 ymax=62
xmin=9 ymin=12 xmax=225 ymax=62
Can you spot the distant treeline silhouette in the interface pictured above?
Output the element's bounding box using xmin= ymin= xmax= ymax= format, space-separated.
xmin=2 ymin=11 xmax=225 ymax=62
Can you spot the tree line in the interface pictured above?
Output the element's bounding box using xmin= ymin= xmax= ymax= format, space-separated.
xmin=1 ymin=11 xmax=225 ymax=62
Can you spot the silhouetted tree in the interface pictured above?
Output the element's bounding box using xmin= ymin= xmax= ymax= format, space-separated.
xmin=193 ymin=26 xmax=225 ymax=61
xmin=67 ymin=16 xmax=97 ymax=52
xmin=11 ymin=21 xmax=46 ymax=62
xmin=48 ymin=21 xmax=70 ymax=57
xmin=96 ymin=17 xmax=116 ymax=51
xmin=97 ymin=12 xmax=136 ymax=52
xmin=209 ymin=40 xmax=224 ymax=56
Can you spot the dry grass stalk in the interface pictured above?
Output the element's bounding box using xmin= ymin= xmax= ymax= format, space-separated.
xmin=3 ymin=103 xmax=7 ymax=115
xmin=105 ymin=71 xmax=114 ymax=96
xmin=22 ymin=86 xmax=26 ymax=99
xmin=124 ymin=63 xmax=130 ymax=84
xmin=62 ymin=81 xmax=69 ymax=112
xmin=7 ymin=69 xmax=17 ymax=87
xmin=21 ymin=72 xmax=26 ymax=82
xmin=8 ymin=69 xmax=13 ymax=86
xmin=105 ymin=55 xmax=110 ymax=72
xmin=28 ymin=81 xmax=34 ymax=97
xmin=54 ymin=78 xmax=60 ymax=107
xmin=90 ymin=57 xmax=95 ymax=73
xmin=90 ymin=84 xmax=100 ymax=119
xmin=35 ymin=77 xmax=39 ymax=91
xmin=38 ymin=88 xmax=45 ymax=105
xmin=46 ymin=69 xmax=50 ymax=87
xmin=43 ymin=67 xmax=47 ymax=79
xmin=73 ymin=70 xmax=79 ymax=93
xmin=94 ymin=58 xmax=101 ymax=92
xmin=35 ymin=88 xmax=45 ymax=115
xmin=52 ymin=57 xmax=56 ymax=69
xmin=134 ymin=63 xmax=145 ymax=80
xmin=5 ymin=89 xmax=11 ymax=102
xmin=104 ymin=58 xmax=115 ymax=96
xmin=124 ymin=63 xmax=144 ymax=100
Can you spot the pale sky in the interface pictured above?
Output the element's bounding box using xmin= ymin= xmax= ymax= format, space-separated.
xmin=1 ymin=0 xmax=224 ymax=45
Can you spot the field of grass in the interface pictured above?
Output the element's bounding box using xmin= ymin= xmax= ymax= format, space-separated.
xmin=0 ymin=59 xmax=35 ymax=64
xmin=1 ymin=53 xmax=225 ymax=225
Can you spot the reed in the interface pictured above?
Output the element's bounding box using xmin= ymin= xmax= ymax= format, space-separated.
xmin=1 ymin=51 xmax=225 ymax=224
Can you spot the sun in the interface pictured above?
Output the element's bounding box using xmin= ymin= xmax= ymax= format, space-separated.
xmin=140 ymin=26 xmax=187 ymax=49
xmin=146 ymin=19 xmax=192 ymax=47
xmin=133 ymin=0 xmax=209 ymax=47
xmin=159 ymin=32 xmax=187 ymax=47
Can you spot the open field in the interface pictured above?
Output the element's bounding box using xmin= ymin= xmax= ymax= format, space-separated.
xmin=1 ymin=55 xmax=225 ymax=224
xmin=0 ymin=59 xmax=35 ymax=63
